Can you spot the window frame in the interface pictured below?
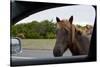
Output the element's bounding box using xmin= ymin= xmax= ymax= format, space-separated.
xmin=11 ymin=1 xmax=97 ymax=66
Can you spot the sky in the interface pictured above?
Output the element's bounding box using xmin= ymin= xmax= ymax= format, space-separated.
xmin=17 ymin=5 xmax=96 ymax=26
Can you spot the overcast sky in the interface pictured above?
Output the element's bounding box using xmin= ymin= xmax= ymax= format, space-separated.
xmin=17 ymin=5 xmax=95 ymax=26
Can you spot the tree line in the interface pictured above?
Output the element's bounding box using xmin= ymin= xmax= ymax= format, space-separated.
xmin=11 ymin=20 xmax=56 ymax=39
xmin=11 ymin=19 xmax=93 ymax=39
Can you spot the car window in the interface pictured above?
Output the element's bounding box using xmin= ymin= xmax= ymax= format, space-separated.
xmin=11 ymin=5 xmax=95 ymax=59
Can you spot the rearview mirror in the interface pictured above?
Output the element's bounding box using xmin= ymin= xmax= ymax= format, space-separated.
xmin=11 ymin=38 xmax=22 ymax=54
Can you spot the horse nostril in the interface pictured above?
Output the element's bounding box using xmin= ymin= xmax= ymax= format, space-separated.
xmin=53 ymin=49 xmax=62 ymax=57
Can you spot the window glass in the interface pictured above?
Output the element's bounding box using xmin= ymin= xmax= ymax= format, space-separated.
xmin=11 ymin=5 xmax=95 ymax=59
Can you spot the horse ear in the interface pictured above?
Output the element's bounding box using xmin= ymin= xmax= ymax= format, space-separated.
xmin=56 ymin=17 xmax=60 ymax=22
xmin=69 ymin=16 xmax=73 ymax=24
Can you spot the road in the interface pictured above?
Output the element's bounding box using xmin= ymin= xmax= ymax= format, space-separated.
xmin=12 ymin=48 xmax=72 ymax=59
xmin=11 ymin=48 xmax=88 ymax=65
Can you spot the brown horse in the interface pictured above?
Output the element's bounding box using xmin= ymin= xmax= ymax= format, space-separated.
xmin=53 ymin=16 xmax=90 ymax=57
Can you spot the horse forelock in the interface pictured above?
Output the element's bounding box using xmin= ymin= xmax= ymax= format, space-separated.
xmin=56 ymin=19 xmax=76 ymax=43
xmin=56 ymin=19 xmax=71 ymax=31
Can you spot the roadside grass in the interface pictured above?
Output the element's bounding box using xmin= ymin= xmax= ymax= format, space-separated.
xmin=21 ymin=39 xmax=56 ymax=50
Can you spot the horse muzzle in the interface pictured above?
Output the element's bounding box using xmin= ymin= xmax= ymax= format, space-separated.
xmin=53 ymin=47 xmax=63 ymax=57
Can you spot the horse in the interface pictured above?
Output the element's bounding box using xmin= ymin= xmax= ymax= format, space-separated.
xmin=53 ymin=16 xmax=90 ymax=57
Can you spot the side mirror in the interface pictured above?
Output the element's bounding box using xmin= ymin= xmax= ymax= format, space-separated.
xmin=11 ymin=38 xmax=22 ymax=54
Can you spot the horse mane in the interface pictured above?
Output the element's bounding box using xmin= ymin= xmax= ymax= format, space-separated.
xmin=75 ymin=26 xmax=91 ymax=37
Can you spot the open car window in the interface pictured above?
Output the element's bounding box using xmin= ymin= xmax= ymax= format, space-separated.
xmin=11 ymin=1 xmax=96 ymax=66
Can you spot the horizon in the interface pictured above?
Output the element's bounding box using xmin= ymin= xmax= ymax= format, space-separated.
xmin=15 ymin=20 xmax=93 ymax=26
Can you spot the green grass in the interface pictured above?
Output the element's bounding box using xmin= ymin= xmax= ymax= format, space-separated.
xmin=21 ymin=39 xmax=56 ymax=50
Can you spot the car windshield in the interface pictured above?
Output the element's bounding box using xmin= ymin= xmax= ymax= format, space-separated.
xmin=11 ymin=5 xmax=95 ymax=59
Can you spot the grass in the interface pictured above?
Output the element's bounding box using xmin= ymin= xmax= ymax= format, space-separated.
xmin=21 ymin=39 xmax=56 ymax=50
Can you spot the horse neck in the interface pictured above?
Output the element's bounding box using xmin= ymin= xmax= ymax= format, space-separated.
xmin=69 ymin=32 xmax=88 ymax=55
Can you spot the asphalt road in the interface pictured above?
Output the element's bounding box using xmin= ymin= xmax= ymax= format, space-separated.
xmin=11 ymin=48 xmax=88 ymax=65
xmin=12 ymin=48 xmax=72 ymax=59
